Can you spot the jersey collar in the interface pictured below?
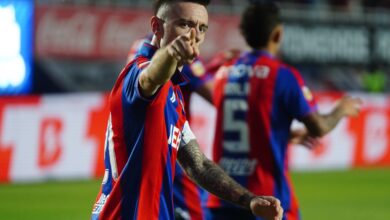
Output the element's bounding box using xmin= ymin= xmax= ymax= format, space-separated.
xmin=251 ymin=50 xmax=274 ymax=59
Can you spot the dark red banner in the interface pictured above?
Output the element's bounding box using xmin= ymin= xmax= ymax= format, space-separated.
xmin=35 ymin=5 xmax=153 ymax=59
xmin=34 ymin=5 xmax=245 ymax=60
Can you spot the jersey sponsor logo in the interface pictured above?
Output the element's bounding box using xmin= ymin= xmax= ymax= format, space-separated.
xmin=219 ymin=157 xmax=257 ymax=176
xmin=92 ymin=193 xmax=109 ymax=214
xmin=253 ymin=65 xmax=270 ymax=79
xmin=230 ymin=64 xmax=270 ymax=79
xmin=168 ymin=124 xmax=181 ymax=150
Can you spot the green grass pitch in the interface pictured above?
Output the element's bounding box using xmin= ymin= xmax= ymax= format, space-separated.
xmin=0 ymin=168 xmax=389 ymax=220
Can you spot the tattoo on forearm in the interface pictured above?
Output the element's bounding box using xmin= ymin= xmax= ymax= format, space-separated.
xmin=323 ymin=108 xmax=344 ymax=134
xmin=177 ymin=140 xmax=254 ymax=209
xmin=305 ymin=110 xmax=345 ymax=137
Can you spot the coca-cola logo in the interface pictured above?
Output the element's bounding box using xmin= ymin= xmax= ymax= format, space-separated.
xmin=36 ymin=9 xmax=98 ymax=56
xmin=35 ymin=6 xmax=152 ymax=59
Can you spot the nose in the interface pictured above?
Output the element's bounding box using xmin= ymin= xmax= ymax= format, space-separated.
xmin=194 ymin=27 xmax=203 ymax=44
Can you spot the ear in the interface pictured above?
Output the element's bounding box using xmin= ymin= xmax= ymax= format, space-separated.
xmin=272 ymin=24 xmax=283 ymax=45
xmin=151 ymin=16 xmax=163 ymax=38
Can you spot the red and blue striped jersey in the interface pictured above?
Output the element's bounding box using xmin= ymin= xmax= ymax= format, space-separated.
xmin=207 ymin=51 xmax=317 ymax=220
xmin=91 ymin=42 xmax=192 ymax=220
xmin=127 ymin=36 xmax=208 ymax=220
xmin=172 ymin=60 xmax=208 ymax=220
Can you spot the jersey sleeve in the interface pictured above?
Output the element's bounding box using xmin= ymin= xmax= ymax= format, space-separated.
xmin=277 ymin=67 xmax=317 ymax=120
xmin=123 ymin=58 xmax=156 ymax=104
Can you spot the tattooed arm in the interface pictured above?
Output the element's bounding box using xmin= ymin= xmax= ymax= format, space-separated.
xmin=177 ymin=139 xmax=283 ymax=220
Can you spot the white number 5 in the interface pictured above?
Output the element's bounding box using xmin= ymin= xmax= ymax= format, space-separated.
xmin=223 ymin=99 xmax=249 ymax=153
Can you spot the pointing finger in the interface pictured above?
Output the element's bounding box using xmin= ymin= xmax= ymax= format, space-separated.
xmin=189 ymin=28 xmax=196 ymax=45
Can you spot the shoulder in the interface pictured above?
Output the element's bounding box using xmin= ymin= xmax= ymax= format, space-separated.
xmin=280 ymin=63 xmax=302 ymax=78
xmin=275 ymin=63 xmax=305 ymax=83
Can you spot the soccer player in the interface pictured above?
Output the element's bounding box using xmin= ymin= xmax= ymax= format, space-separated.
xmin=91 ymin=1 xmax=284 ymax=220
xmin=127 ymin=34 xmax=212 ymax=220
xmin=205 ymin=2 xmax=362 ymax=220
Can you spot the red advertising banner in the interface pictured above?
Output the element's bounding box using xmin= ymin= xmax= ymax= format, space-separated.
xmin=35 ymin=5 xmax=153 ymax=59
xmin=0 ymin=92 xmax=389 ymax=183
xmin=34 ymin=5 xmax=245 ymax=60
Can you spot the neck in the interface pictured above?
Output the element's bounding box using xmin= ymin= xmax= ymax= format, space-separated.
xmin=260 ymin=43 xmax=278 ymax=56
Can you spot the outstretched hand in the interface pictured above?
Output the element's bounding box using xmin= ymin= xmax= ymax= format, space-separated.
xmin=336 ymin=95 xmax=363 ymax=117
xmin=250 ymin=196 xmax=283 ymax=220
xmin=167 ymin=28 xmax=199 ymax=65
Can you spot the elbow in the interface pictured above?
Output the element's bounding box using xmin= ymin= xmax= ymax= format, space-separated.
xmin=309 ymin=124 xmax=328 ymax=138
xmin=303 ymin=114 xmax=331 ymax=138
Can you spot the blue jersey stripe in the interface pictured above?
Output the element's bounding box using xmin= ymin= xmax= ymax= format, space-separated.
xmin=119 ymin=69 xmax=151 ymax=219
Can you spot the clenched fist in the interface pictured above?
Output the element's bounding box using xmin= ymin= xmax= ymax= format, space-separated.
xmin=250 ymin=196 xmax=284 ymax=220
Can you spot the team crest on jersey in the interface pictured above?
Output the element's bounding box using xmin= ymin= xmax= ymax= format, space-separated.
xmin=190 ymin=60 xmax=206 ymax=77
xmin=168 ymin=124 xmax=182 ymax=150
xmin=302 ymin=86 xmax=313 ymax=101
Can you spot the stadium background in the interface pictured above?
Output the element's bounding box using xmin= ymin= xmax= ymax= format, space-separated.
xmin=0 ymin=0 xmax=390 ymax=219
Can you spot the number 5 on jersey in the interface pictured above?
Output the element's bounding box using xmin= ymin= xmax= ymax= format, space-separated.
xmin=223 ymin=99 xmax=249 ymax=153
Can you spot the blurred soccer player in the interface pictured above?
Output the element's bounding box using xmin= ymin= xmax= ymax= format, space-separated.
xmin=205 ymin=2 xmax=362 ymax=220
xmin=91 ymin=0 xmax=283 ymax=220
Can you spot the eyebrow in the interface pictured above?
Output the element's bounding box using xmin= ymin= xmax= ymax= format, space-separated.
xmin=177 ymin=18 xmax=209 ymax=29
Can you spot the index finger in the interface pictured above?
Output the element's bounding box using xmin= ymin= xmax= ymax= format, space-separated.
xmin=189 ymin=28 xmax=196 ymax=45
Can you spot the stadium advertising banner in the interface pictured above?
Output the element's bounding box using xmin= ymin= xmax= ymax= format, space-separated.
xmin=34 ymin=5 xmax=390 ymax=65
xmin=0 ymin=94 xmax=109 ymax=182
xmin=0 ymin=92 xmax=390 ymax=183
xmin=34 ymin=5 xmax=245 ymax=60
xmin=34 ymin=5 xmax=152 ymax=59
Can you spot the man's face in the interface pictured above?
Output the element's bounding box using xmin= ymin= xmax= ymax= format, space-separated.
xmin=157 ymin=2 xmax=208 ymax=50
